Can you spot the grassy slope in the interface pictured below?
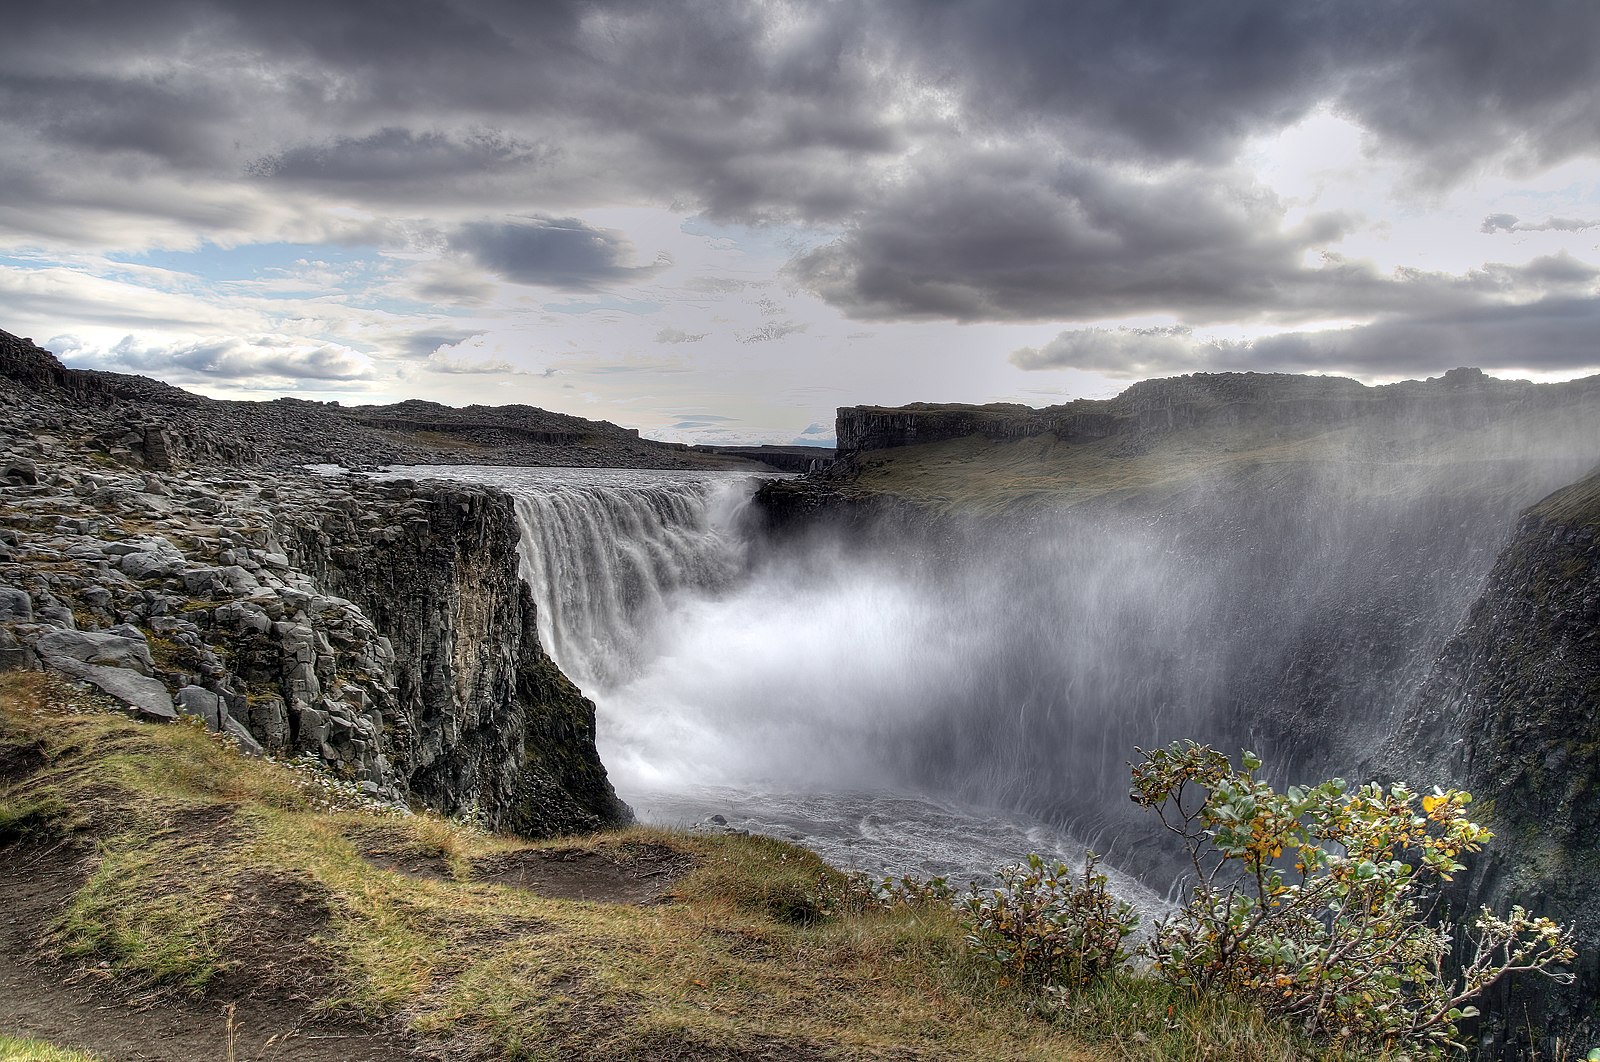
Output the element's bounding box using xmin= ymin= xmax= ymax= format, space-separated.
xmin=0 ymin=671 xmax=1369 ymax=1062
xmin=839 ymin=404 xmax=1597 ymax=517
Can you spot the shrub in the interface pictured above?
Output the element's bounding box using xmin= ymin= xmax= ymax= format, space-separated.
xmin=1130 ymin=740 xmax=1576 ymax=1057
xmin=960 ymin=852 xmax=1139 ymax=991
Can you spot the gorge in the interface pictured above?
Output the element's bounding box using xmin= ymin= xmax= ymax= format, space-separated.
xmin=4 ymin=327 xmax=1600 ymax=1056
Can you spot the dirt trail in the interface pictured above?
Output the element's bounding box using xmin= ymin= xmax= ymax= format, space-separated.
xmin=0 ymin=843 xmax=424 ymax=1062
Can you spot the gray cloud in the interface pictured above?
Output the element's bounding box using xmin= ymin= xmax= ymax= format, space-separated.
xmin=450 ymin=216 xmax=666 ymax=289
xmin=6 ymin=1 xmax=1594 ymax=233
xmin=399 ymin=329 xmax=489 ymax=359
xmin=1483 ymin=214 xmax=1600 ymax=234
xmin=1012 ymin=297 xmax=1600 ymax=379
xmin=791 ymin=139 xmax=1600 ymax=323
xmin=251 ymin=128 xmax=552 ymax=184
xmin=3 ymin=0 xmax=1600 ymax=389
xmin=655 ymin=328 xmax=709 ymax=344
xmin=55 ymin=333 xmax=375 ymax=382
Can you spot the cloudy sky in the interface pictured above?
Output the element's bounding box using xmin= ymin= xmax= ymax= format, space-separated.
xmin=3 ymin=1 xmax=1599 ymax=445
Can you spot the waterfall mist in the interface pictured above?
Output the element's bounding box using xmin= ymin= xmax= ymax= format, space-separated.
xmin=395 ymin=432 xmax=1596 ymax=875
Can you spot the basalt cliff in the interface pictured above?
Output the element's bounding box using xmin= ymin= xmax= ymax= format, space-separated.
xmin=0 ymin=330 xmax=627 ymax=834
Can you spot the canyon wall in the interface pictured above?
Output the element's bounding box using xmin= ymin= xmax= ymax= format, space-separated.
xmin=0 ymin=331 xmax=627 ymax=835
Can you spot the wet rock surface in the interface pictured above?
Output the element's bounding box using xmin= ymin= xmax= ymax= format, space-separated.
xmin=1383 ymin=469 xmax=1600 ymax=1057
xmin=0 ymin=329 xmax=628 ymax=834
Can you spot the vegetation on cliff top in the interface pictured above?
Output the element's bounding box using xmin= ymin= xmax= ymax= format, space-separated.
xmin=0 ymin=670 xmax=1409 ymax=1061
xmin=827 ymin=399 xmax=1599 ymax=517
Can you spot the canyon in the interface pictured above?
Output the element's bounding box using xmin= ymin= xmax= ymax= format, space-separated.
xmin=4 ymin=326 xmax=1600 ymax=1056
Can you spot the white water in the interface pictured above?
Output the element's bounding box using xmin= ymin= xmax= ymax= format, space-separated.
xmin=380 ymin=464 xmax=1165 ymax=914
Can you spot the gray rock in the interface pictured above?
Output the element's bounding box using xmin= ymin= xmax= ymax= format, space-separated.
xmin=181 ymin=565 xmax=262 ymax=597
xmin=175 ymin=685 xmax=224 ymax=729
xmin=119 ymin=542 xmax=187 ymax=580
xmin=3 ymin=456 xmax=38 ymax=485
xmin=0 ymin=586 xmax=32 ymax=622
xmin=35 ymin=628 xmax=156 ymax=674
xmin=221 ymin=713 xmax=265 ymax=756
xmin=52 ymin=657 xmax=176 ymax=720
xmin=35 ymin=606 xmax=77 ymax=629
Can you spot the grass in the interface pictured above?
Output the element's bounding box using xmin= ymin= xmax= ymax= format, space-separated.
xmin=0 ymin=1034 xmax=102 ymax=1062
xmin=0 ymin=669 xmax=1380 ymax=1061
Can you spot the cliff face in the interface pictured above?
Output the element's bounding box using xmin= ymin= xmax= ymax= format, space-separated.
xmin=831 ymin=368 xmax=1600 ymax=463
xmin=0 ymin=331 xmax=628 ymax=836
xmin=278 ymin=478 xmax=627 ymax=834
xmin=1382 ymin=469 xmax=1600 ymax=1051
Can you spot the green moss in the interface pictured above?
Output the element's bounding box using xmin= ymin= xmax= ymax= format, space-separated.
xmin=0 ymin=1034 xmax=103 ymax=1062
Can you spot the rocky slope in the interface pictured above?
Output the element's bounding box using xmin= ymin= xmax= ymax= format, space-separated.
xmin=0 ymin=329 xmax=759 ymax=471
xmin=0 ymin=332 xmax=627 ymax=835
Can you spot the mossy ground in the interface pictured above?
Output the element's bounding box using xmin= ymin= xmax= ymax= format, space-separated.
xmin=0 ymin=670 xmax=1378 ymax=1061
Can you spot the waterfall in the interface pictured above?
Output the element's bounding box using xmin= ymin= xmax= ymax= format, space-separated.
xmin=505 ymin=472 xmax=754 ymax=690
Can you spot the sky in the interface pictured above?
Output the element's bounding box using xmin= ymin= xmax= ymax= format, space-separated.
xmin=3 ymin=1 xmax=1599 ymax=446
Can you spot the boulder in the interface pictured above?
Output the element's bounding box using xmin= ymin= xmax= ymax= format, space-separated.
xmin=35 ymin=627 xmax=156 ymax=675
xmin=175 ymin=685 xmax=224 ymax=729
xmin=0 ymin=586 xmax=32 ymax=622
xmin=2 ymin=456 xmax=38 ymax=485
xmin=221 ymin=713 xmax=264 ymax=756
xmin=51 ymin=657 xmax=176 ymax=720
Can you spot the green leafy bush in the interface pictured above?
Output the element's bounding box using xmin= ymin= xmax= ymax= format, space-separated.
xmin=960 ymin=852 xmax=1139 ymax=990
xmin=1129 ymin=740 xmax=1576 ymax=1057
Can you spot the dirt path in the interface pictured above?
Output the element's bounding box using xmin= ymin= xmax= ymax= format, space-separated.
xmin=0 ymin=843 xmax=426 ymax=1062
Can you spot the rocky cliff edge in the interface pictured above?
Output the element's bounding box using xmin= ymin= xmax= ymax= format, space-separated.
xmin=0 ymin=332 xmax=628 ymax=835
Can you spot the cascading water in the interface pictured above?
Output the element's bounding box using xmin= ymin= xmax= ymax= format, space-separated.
xmin=507 ymin=473 xmax=749 ymax=690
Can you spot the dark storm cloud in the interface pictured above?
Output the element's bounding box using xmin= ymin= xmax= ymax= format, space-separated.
xmin=1013 ymin=296 xmax=1600 ymax=379
xmin=251 ymin=129 xmax=552 ymax=183
xmin=449 ymin=217 xmax=666 ymax=289
xmin=883 ymin=1 xmax=1600 ymax=175
xmin=789 ymin=149 xmax=1599 ymax=324
xmin=788 ymin=152 xmax=1347 ymax=322
xmin=4 ymin=0 xmax=1600 ymax=381
xmin=4 ymin=1 xmax=1596 ymax=207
